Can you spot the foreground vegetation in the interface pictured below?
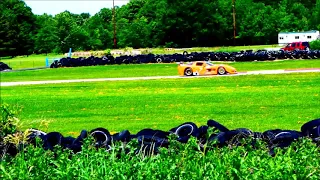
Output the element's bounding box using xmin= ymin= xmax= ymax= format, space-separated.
xmin=0 ymin=104 xmax=319 ymax=179
xmin=1 ymin=136 xmax=319 ymax=179
xmin=1 ymin=73 xmax=319 ymax=135
xmin=1 ymin=59 xmax=320 ymax=82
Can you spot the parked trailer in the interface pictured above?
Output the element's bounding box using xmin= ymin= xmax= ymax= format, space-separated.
xmin=278 ymin=30 xmax=320 ymax=46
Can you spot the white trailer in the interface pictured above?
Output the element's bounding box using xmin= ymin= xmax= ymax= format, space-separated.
xmin=278 ymin=30 xmax=320 ymax=46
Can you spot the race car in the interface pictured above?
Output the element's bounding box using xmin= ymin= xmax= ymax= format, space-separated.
xmin=177 ymin=61 xmax=237 ymax=76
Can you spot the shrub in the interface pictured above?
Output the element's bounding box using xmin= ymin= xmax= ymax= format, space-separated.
xmin=0 ymin=103 xmax=21 ymax=137
xmin=164 ymin=42 xmax=178 ymax=48
xmin=310 ymin=39 xmax=320 ymax=50
xmin=124 ymin=47 xmax=134 ymax=52
xmin=0 ymin=103 xmax=23 ymax=160
xmin=104 ymin=49 xmax=111 ymax=55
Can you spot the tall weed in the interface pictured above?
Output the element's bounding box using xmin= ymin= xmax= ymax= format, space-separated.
xmin=0 ymin=136 xmax=319 ymax=179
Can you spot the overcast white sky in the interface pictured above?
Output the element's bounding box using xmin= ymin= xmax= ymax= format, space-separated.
xmin=24 ymin=0 xmax=130 ymax=16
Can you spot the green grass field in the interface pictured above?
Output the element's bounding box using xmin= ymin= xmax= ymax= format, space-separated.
xmin=1 ymin=72 xmax=319 ymax=136
xmin=0 ymin=54 xmax=64 ymax=70
xmin=1 ymin=59 xmax=320 ymax=82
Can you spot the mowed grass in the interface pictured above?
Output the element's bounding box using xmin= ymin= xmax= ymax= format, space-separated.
xmin=1 ymin=73 xmax=319 ymax=136
xmin=0 ymin=64 xmax=177 ymax=82
xmin=1 ymin=59 xmax=320 ymax=82
xmin=0 ymin=54 xmax=64 ymax=69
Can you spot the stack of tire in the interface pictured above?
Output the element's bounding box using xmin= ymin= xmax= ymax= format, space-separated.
xmin=2 ymin=118 xmax=319 ymax=158
xmin=0 ymin=62 xmax=12 ymax=71
xmin=49 ymin=49 xmax=320 ymax=68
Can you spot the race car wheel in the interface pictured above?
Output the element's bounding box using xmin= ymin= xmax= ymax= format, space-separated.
xmin=217 ymin=67 xmax=226 ymax=75
xmin=184 ymin=68 xmax=193 ymax=76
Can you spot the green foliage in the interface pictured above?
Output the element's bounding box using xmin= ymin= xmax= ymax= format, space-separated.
xmin=34 ymin=14 xmax=59 ymax=54
xmin=104 ymin=49 xmax=111 ymax=55
xmin=0 ymin=136 xmax=319 ymax=179
xmin=0 ymin=0 xmax=36 ymax=57
xmin=0 ymin=103 xmax=22 ymax=160
xmin=0 ymin=103 xmax=21 ymax=137
xmin=310 ymin=40 xmax=320 ymax=50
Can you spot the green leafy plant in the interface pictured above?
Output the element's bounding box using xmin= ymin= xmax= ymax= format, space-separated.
xmin=104 ymin=49 xmax=111 ymax=55
xmin=0 ymin=103 xmax=22 ymax=137
xmin=1 ymin=136 xmax=319 ymax=179
xmin=124 ymin=47 xmax=133 ymax=52
xmin=310 ymin=39 xmax=320 ymax=50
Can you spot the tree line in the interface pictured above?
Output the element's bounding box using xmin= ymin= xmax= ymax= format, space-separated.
xmin=0 ymin=0 xmax=319 ymax=57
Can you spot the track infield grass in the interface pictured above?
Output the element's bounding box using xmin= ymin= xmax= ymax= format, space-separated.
xmin=0 ymin=54 xmax=64 ymax=70
xmin=1 ymin=72 xmax=319 ymax=136
xmin=1 ymin=59 xmax=320 ymax=82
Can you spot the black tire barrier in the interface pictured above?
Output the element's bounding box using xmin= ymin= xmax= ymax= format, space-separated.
xmin=1 ymin=118 xmax=320 ymax=158
xmin=0 ymin=62 xmax=12 ymax=71
xmin=49 ymin=49 xmax=320 ymax=68
xmin=207 ymin=119 xmax=229 ymax=132
xmin=301 ymin=118 xmax=320 ymax=138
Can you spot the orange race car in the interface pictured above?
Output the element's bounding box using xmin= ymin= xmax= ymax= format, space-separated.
xmin=177 ymin=61 xmax=237 ymax=76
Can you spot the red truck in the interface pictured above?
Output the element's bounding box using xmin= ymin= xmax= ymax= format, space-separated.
xmin=281 ymin=42 xmax=310 ymax=51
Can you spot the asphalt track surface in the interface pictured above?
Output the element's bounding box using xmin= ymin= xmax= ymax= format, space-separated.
xmin=1 ymin=68 xmax=320 ymax=87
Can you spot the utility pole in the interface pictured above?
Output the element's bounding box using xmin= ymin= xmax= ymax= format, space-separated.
xmin=113 ymin=0 xmax=117 ymax=49
xmin=232 ymin=0 xmax=236 ymax=46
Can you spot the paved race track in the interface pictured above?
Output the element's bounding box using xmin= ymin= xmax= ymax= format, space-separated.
xmin=1 ymin=68 xmax=320 ymax=87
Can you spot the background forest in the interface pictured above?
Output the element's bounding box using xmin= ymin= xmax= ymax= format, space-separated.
xmin=0 ymin=0 xmax=319 ymax=57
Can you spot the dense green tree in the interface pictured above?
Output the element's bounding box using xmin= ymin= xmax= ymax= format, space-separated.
xmin=137 ymin=0 xmax=167 ymax=47
xmin=0 ymin=0 xmax=36 ymax=57
xmin=84 ymin=14 xmax=112 ymax=50
xmin=1 ymin=0 xmax=319 ymax=56
xmin=54 ymin=11 xmax=90 ymax=53
xmin=93 ymin=8 xmax=114 ymax=49
xmin=117 ymin=16 xmax=152 ymax=48
xmin=0 ymin=6 xmax=17 ymax=57
xmin=310 ymin=0 xmax=320 ymax=30
xmin=34 ymin=14 xmax=58 ymax=54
